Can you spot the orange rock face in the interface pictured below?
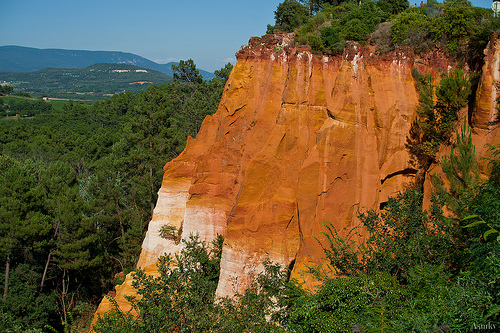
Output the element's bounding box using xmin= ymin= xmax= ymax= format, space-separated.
xmin=93 ymin=33 xmax=500 ymax=321
xmin=474 ymin=33 xmax=500 ymax=131
xmin=471 ymin=33 xmax=500 ymax=162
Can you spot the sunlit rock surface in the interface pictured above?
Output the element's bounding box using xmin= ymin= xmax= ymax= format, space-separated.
xmin=93 ymin=32 xmax=500 ymax=322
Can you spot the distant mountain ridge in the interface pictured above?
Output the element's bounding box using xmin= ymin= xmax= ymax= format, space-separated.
xmin=0 ymin=45 xmax=215 ymax=80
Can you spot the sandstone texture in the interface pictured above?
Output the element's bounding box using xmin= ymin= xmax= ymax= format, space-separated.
xmin=471 ymin=33 xmax=500 ymax=161
xmin=94 ymin=33 xmax=500 ymax=321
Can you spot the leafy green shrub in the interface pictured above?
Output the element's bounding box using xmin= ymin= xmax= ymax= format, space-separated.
xmin=343 ymin=18 xmax=370 ymax=42
xmin=343 ymin=1 xmax=384 ymax=34
xmin=94 ymin=234 xmax=224 ymax=332
xmin=288 ymin=272 xmax=400 ymax=332
xmin=320 ymin=25 xmax=343 ymax=53
xmin=304 ymin=0 xmax=385 ymax=52
xmin=390 ymin=9 xmax=430 ymax=46
xmin=305 ymin=33 xmax=325 ymax=52
xmin=213 ymin=260 xmax=289 ymax=333
xmin=393 ymin=266 xmax=494 ymax=332
xmin=319 ymin=188 xmax=458 ymax=280
xmin=159 ymin=224 xmax=180 ymax=242
xmin=430 ymin=1 xmax=474 ymax=51
xmin=377 ymin=0 xmax=410 ymax=16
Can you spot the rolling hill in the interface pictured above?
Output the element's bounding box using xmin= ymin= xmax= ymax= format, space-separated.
xmin=0 ymin=63 xmax=173 ymax=100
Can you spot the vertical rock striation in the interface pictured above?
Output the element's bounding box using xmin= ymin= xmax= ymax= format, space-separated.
xmin=94 ymin=33 xmax=500 ymax=320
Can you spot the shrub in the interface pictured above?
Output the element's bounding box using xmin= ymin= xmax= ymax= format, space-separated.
xmin=159 ymin=224 xmax=179 ymax=242
xmin=370 ymin=22 xmax=393 ymax=54
xmin=377 ymin=0 xmax=410 ymax=16
xmin=343 ymin=18 xmax=370 ymax=42
xmin=305 ymin=33 xmax=324 ymax=52
xmin=321 ymin=25 xmax=343 ymax=53
xmin=94 ymin=234 xmax=224 ymax=332
xmin=287 ymin=272 xmax=401 ymax=333
xmin=390 ymin=9 xmax=430 ymax=45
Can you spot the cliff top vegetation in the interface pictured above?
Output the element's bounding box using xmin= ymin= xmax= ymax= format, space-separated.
xmin=267 ymin=0 xmax=500 ymax=66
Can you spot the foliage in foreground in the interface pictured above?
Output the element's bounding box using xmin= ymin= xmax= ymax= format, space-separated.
xmin=287 ymin=188 xmax=495 ymax=332
xmin=93 ymin=235 xmax=289 ymax=333
xmin=94 ymin=187 xmax=500 ymax=332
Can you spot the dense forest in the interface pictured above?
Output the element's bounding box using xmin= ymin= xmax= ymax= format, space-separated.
xmin=3 ymin=0 xmax=500 ymax=331
xmin=0 ymin=60 xmax=231 ymax=332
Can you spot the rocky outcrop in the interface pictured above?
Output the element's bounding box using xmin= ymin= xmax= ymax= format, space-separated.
xmin=94 ymin=32 xmax=500 ymax=320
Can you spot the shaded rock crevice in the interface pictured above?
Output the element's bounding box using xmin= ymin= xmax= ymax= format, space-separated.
xmin=381 ymin=168 xmax=418 ymax=185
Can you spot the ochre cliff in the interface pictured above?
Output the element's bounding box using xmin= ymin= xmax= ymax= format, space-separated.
xmin=94 ymin=32 xmax=500 ymax=320
xmin=471 ymin=33 xmax=500 ymax=160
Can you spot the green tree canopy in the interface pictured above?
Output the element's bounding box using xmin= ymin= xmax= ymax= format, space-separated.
xmin=267 ymin=0 xmax=311 ymax=33
xmin=171 ymin=59 xmax=203 ymax=84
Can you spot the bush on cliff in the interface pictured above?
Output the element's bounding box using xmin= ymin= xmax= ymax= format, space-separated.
xmin=267 ymin=0 xmax=311 ymax=33
xmin=390 ymin=0 xmax=499 ymax=63
xmin=294 ymin=0 xmax=386 ymax=53
xmin=390 ymin=8 xmax=431 ymax=52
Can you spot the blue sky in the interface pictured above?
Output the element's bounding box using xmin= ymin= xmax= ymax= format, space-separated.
xmin=0 ymin=0 xmax=495 ymax=72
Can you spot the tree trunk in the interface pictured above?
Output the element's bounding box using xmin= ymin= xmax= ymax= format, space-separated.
xmin=60 ymin=269 xmax=68 ymax=325
xmin=149 ymin=164 xmax=155 ymax=218
xmin=115 ymin=199 xmax=125 ymax=239
xmin=40 ymin=251 xmax=51 ymax=292
xmin=3 ymin=254 xmax=9 ymax=301
xmin=41 ymin=220 xmax=60 ymax=292
xmin=149 ymin=141 xmax=155 ymax=218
